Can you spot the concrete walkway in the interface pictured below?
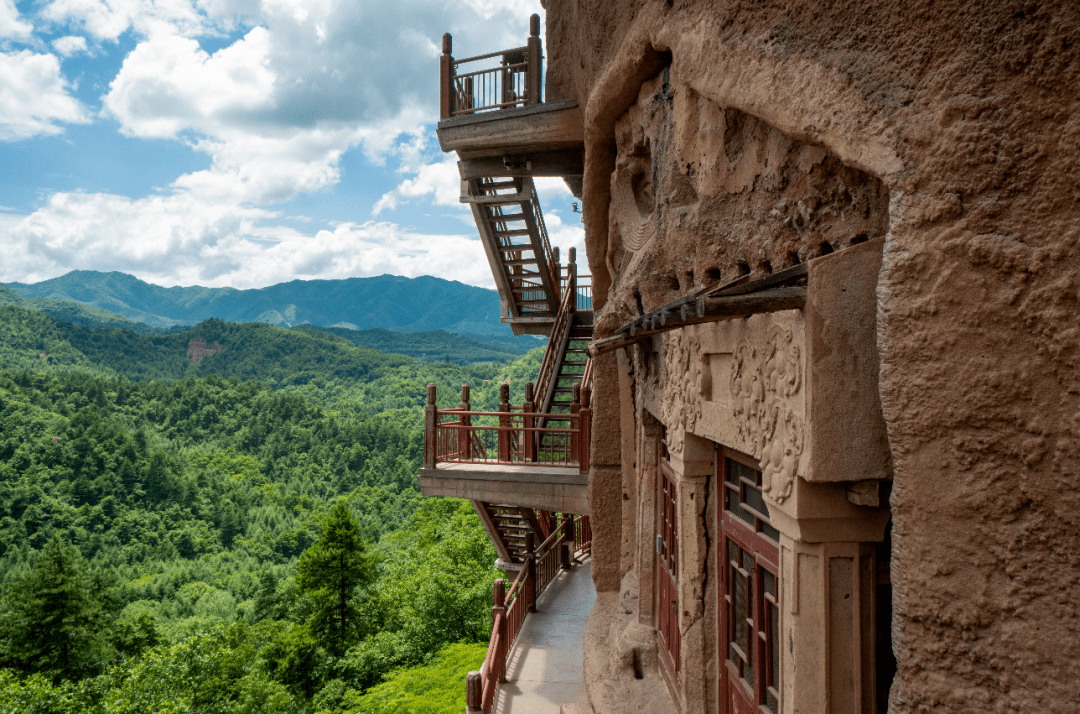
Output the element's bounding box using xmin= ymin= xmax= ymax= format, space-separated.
xmin=494 ymin=558 xmax=595 ymax=714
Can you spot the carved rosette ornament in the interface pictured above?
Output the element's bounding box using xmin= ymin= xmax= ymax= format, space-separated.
xmin=659 ymin=331 xmax=703 ymax=455
xmin=730 ymin=325 xmax=805 ymax=503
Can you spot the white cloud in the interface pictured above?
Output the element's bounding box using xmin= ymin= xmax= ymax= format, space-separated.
xmin=1 ymin=189 xmax=494 ymax=289
xmin=52 ymin=35 xmax=88 ymax=56
xmin=3 ymin=0 xmax=557 ymax=289
xmin=0 ymin=0 xmax=33 ymax=38
xmin=372 ymin=153 xmax=460 ymax=215
xmin=0 ymin=50 xmax=88 ymax=140
xmin=41 ymin=0 xmax=207 ymax=41
xmin=105 ymin=27 xmax=275 ymax=139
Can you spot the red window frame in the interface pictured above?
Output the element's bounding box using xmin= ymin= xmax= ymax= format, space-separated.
xmin=719 ymin=448 xmax=780 ymax=714
xmin=656 ymin=430 xmax=681 ymax=684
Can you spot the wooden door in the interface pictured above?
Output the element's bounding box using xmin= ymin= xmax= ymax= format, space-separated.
xmin=719 ymin=450 xmax=781 ymax=714
xmin=657 ymin=453 xmax=680 ymax=682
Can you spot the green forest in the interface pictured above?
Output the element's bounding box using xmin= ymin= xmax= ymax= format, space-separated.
xmin=0 ymin=304 xmax=544 ymax=713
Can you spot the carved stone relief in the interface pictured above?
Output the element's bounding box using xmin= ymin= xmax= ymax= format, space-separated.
xmin=730 ymin=325 xmax=804 ymax=502
xmin=658 ymin=330 xmax=703 ymax=456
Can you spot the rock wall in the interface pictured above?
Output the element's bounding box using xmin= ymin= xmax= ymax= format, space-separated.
xmin=548 ymin=1 xmax=1080 ymax=711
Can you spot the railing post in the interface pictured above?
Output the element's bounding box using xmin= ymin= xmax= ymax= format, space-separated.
xmin=560 ymin=515 xmax=572 ymax=571
xmin=498 ymin=383 xmax=510 ymax=463
xmin=466 ymin=670 xmax=483 ymax=713
xmin=440 ymin=33 xmax=454 ymax=119
xmin=526 ymin=14 xmax=542 ymax=105
xmin=569 ymin=246 xmax=578 ymax=314
xmin=579 ymin=386 xmax=591 ymax=474
xmin=492 ymin=579 xmax=507 ymax=684
xmin=424 ymin=383 xmax=437 ymax=469
xmin=523 ymin=382 xmax=535 ymax=463
xmin=565 ymin=514 xmax=576 ymax=555
xmin=459 ymin=384 xmax=471 ymax=462
xmin=570 ymin=383 xmax=581 ymax=464
xmin=525 ymin=531 xmax=537 ymax=612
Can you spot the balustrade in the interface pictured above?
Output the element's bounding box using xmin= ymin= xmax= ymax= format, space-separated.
xmin=440 ymin=14 xmax=543 ymax=120
xmin=423 ymin=381 xmax=591 ymax=473
xmin=465 ymin=514 xmax=592 ymax=714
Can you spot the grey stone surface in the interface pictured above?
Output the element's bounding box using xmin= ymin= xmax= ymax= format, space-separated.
xmin=495 ymin=559 xmax=596 ymax=714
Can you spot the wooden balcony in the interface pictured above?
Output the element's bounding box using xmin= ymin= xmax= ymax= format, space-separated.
xmin=437 ymin=15 xmax=583 ymax=167
xmin=418 ymin=383 xmax=591 ymax=514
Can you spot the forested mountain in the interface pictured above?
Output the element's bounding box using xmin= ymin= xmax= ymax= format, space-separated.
xmin=0 ymin=308 xmax=545 ymax=712
xmin=296 ymin=325 xmax=537 ymax=365
xmin=0 ymin=285 xmax=173 ymax=335
xmin=6 ymin=270 xmax=516 ymax=338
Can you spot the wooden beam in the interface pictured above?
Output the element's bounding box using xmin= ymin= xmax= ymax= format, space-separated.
xmin=457 ymin=149 xmax=584 ymax=180
xmin=436 ymin=99 xmax=584 ymax=155
xmin=588 ymin=287 xmax=807 ymax=357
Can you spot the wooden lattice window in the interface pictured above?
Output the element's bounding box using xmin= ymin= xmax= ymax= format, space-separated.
xmin=720 ymin=450 xmax=780 ymax=714
xmin=723 ymin=457 xmax=781 ymax=543
xmin=652 ymin=453 xmax=678 ymax=678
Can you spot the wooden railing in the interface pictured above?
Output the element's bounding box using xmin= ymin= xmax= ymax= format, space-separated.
xmin=466 ymin=516 xmax=592 ymax=714
xmin=424 ymin=383 xmax=591 ymax=473
xmin=440 ymin=14 xmax=543 ymax=119
xmin=534 ymin=259 xmax=578 ymax=412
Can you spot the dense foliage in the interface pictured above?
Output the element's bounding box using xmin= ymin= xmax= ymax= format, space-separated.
xmin=0 ymin=308 xmax=544 ymax=712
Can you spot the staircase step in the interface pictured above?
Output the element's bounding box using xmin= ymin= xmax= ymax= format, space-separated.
xmin=491 ymin=211 xmax=526 ymax=221
xmin=493 ymin=229 xmax=531 ymax=237
xmin=497 ymin=244 xmax=536 ymax=252
xmin=561 ymin=360 xmax=589 ymax=367
xmin=504 ymin=258 xmax=541 ymax=266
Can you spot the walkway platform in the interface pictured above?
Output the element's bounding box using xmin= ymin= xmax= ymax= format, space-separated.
xmin=418 ymin=463 xmax=589 ymax=514
xmin=494 ymin=558 xmax=595 ymax=714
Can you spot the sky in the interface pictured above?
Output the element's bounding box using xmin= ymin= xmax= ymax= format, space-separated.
xmin=0 ymin=0 xmax=584 ymax=290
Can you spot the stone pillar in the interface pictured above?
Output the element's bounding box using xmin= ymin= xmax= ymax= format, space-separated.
xmin=636 ymin=411 xmax=662 ymax=626
xmin=589 ymin=350 xmax=623 ymax=592
xmin=618 ymin=346 xmax=638 ymax=577
xmin=671 ymin=432 xmax=714 ymax=714
xmin=781 ymin=538 xmax=880 ymax=714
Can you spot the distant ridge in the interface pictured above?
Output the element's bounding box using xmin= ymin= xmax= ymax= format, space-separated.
xmin=5 ymin=271 xmax=517 ymax=338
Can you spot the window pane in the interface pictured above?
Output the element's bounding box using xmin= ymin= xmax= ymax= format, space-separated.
xmin=734 ymin=569 xmax=748 ymax=657
xmin=742 ymin=479 xmax=771 ymax=519
xmin=728 ymin=539 xmax=738 ymax=567
xmin=763 ymin=570 xmax=776 ymax=599
xmin=760 ymin=521 xmax=781 ymax=543
xmin=726 ymin=487 xmax=753 ymax=525
xmin=769 ymin=600 xmax=779 ymax=690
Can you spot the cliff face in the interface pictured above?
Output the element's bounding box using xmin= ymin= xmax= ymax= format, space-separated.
xmin=547 ymin=1 xmax=1080 ymax=711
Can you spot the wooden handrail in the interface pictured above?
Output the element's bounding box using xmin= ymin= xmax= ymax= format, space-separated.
xmin=440 ymin=14 xmax=542 ymax=120
xmin=467 ymin=511 xmax=592 ymax=713
xmin=426 ymin=383 xmax=591 ymax=471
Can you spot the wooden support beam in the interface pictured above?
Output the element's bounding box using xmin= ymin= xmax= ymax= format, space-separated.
xmin=588 ymin=287 xmax=807 ymax=357
xmin=457 ymin=148 xmax=585 ymax=180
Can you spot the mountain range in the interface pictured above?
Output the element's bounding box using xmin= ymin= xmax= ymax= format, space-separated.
xmin=5 ymin=270 xmax=515 ymax=338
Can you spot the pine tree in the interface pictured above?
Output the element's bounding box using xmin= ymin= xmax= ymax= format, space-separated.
xmin=296 ymin=501 xmax=375 ymax=656
xmin=0 ymin=534 xmax=108 ymax=679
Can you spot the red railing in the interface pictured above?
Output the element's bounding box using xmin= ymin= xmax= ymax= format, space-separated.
xmin=424 ymin=382 xmax=591 ymax=474
xmin=466 ymin=517 xmax=592 ymax=713
xmin=534 ymin=260 xmax=577 ymax=413
xmin=440 ymin=14 xmax=543 ymax=119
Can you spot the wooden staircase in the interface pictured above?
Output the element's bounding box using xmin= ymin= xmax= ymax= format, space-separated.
xmin=458 ymin=171 xmax=591 ymax=570
xmin=543 ymin=317 xmax=593 ymax=423
xmin=480 ymin=504 xmax=557 ymax=568
xmin=462 ymin=175 xmax=561 ymax=334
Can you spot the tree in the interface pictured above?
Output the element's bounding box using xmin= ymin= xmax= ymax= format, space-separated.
xmin=0 ymin=534 xmax=109 ymax=679
xmin=297 ymin=501 xmax=375 ymax=656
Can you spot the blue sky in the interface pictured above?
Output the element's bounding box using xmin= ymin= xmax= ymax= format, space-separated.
xmin=0 ymin=0 xmax=583 ymax=289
